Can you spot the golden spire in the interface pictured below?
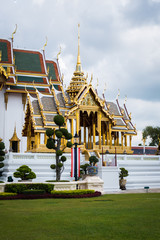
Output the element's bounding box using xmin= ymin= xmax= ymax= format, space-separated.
xmin=76 ymin=24 xmax=82 ymax=72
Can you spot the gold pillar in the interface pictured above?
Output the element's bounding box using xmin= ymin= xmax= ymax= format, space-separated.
xmin=83 ymin=118 xmax=86 ymax=147
xmin=102 ymin=122 xmax=105 ymax=145
xmin=76 ymin=111 xmax=79 ymax=134
xmin=109 ymin=123 xmax=112 ymax=148
xmin=106 ymin=122 xmax=109 ymax=145
xmin=34 ymin=133 xmax=38 ymax=149
xmin=71 ymin=119 xmax=74 ymax=144
xmin=93 ymin=114 xmax=96 ymax=146
xmin=129 ymin=135 xmax=132 ymax=149
xmin=117 ymin=132 xmax=119 ymax=146
xmin=79 ymin=129 xmax=81 ymax=144
xmin=37 ymin=133 xmax=40 ymax=149
xmin=98 ymin=112 xmax=101 ymax=149
xmin=125 ymin=135 xmax=127 ymax=147
xmin=121 ymin=133 xmax=124 ymax=150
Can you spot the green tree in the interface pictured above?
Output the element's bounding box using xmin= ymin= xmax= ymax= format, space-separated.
xmin=142 ymin=126 xmax=160 ymax=146
xmin=46 ymin=115 xmax=73 ymax=181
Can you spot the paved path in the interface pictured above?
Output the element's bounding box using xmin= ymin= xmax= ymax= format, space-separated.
xmin=104 ymin=188 xmax=160 ymax=194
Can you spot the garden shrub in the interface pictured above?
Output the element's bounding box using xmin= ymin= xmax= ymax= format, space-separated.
xmin=5 ymin=183 xmax=54 ymax=194
xmin=23 ymin=189 xmax=45 ymax=195
xmin=46 ymin=180 xmax=70 ymax=182
xmin=0 ymin=192 xmax=17 ymax=197
xmin=51 ymin=189 xmax=95 ymax=195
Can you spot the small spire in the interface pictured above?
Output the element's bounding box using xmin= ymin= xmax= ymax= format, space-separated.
xmin=76 ymin=24 xmax=82 ymax=72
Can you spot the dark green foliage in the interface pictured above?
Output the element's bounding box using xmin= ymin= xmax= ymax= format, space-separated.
xmin=56 ymin=150 xmax=63 ymax=156
xmin=65 ymin=133 xmax=72 ymax=140
xmin=59 ymin=128 xmax=68 ymax=137
xmin=0 ymin=163 xmax=4 ymax=168
xmin=23 ymin=189 xmax=45 ymax=195
xmin=54 ymin=115 xmax=64 ymax=126
xmin=5 ymin=183 xmax=54 ymax=194
xmin=89 ymin=156 xmax=99 ymax=166
xmin=61 ymin=156 xmax=66 ymax=162
xmin=67 ymin=141 xmax=73 ymax=148
xmin=55 ymin=130 xmax=63 ymax=138
xmin=50 ymin=164 xmax=56 ymax=169
xmin=57 ymin=162 xmax=63 ymax=168
xmin=80 ymin=163 xmax=90 ymax=174
xmin=0 ymin=142 xmax=5 ymax=149
xmin=46 ymin=138 xmax=55 ymax=149
xmin=46 ymin=128 xmax=54 ymax=137
xmin=119 ymin=167 xmax=129 ymax=179
xmin=0 ymin=142 xmax=5 ymax=169
xmin=0 ymin=150 xmax=5 ymax=156
xmin=0 ymin=156 xmax=4 ymax=161
xmin=142 ymin=126 xmax=160 ymax=146
xmin=13 ymin=165 xmax=36 ymax=180
xmin=51 ymin=189 xmax=95 ymax=195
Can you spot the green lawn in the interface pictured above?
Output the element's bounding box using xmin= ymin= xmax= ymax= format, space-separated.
xmin=0 ymin=193 xmax=160 ymax=240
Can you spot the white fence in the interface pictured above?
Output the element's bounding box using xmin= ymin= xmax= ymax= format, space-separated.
xmin=1 ymin=153 xmax=160 ymax=190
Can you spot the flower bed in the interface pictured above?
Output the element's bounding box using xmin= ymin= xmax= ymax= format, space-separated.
xmin=0 ymin=191 xmax=101 ymax=200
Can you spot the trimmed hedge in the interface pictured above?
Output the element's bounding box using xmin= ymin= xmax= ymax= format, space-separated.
xmin=51 ymin=189 xmax=95 ymax=195
xmin=23 ymin=189 xmax=45 ymax=195
xmin=5 ymin=183 xmax=54 ymax=194
xmin=46 ymin=180 xmax=70 ymax=182
xmin=0 ymin=192 xmax=17 ymax=197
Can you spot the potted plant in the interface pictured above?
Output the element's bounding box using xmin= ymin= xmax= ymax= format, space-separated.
xmin=13 ymin=165 xmax=36 ymax=181
xmin=87 ymin=156 xmax=99 ymax=176
xmin=80 ymin=163 xmax=90 ymax=179
xmin=119 ymin=167 xmax=129 ymax=190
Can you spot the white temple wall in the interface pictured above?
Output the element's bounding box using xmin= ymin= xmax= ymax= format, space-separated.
xmin=0 ymin=88 xmax=5 ymax=141
xmin=0 ymin=92 xmax=27 ymax=152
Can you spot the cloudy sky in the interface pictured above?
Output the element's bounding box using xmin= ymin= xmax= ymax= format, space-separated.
xmin=1 ymin=0 xmax=160 ymax=145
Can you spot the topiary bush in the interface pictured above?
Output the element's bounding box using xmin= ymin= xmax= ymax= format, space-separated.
xmin=0 ymin=141 xmax=5 ymax=176
xmin=13 ymin=165 xmax=36 ymax=180
xmin=89 ymin=156 xmax=99 ymax=166
xmin=5 ymin=183 xmax=54 ymax=194
xmin=46 ymin=114 xmax=73 ymax=181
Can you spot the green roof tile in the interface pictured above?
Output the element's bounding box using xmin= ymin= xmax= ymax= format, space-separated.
xmin=46 ymin=61 xmax=57 ymax=80
xmin=17 ymin=76 xmax=46 ymax=84
xmin=14 ymin=50 xmax=45 ymax=73
xmin=0 ymin=40 xmax=12 ymax=63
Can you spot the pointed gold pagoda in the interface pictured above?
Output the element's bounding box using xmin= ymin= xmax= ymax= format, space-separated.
xmin=9 ymin=126 xmax=20 ymax=152
xmin=67 ymin=24 xmax=87 ymax=101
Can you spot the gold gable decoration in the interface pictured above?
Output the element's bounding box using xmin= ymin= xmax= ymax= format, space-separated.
xmin=9 ymin=126 xmax=20 ymax=152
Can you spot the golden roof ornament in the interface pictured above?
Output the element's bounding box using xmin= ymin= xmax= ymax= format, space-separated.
xmin=116 ymin=89 xmax=120 ymax=100
xmin=57 ymin=46 xmax=61 ymax=60
xmin=43 ymin=36 xmax=48 ymax=51
xmin=12 ymin=24 xmax=17 ymax=42
xmin=124 ymin=95 xmax=127 ymax=104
